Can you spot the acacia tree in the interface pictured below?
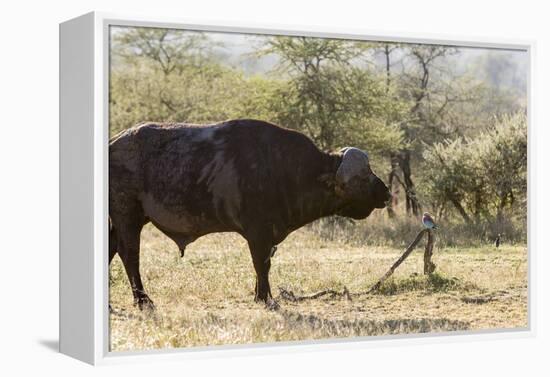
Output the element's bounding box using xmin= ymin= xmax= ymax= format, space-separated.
xmin=112 ymin=27 xmax=213 ymax=75
xmin=392 ymin=45 xmax=458 ymax=215
xmin=421 ymin=112 xmax=527 ymax=224
xmin=380 ymin=44 xmax=401 ymax=93
xmin=372 ymin=43 xmax=404 ymax=217
xmin=259 ymin=36 xmax=406 ymax=167
xmin=482 ymin=112 xmax=527 ymax=221
xmin=110 ymin=28 xmax=268 ymax=135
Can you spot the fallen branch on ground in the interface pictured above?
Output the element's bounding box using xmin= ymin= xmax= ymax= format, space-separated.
xmin=278 ymin=286 xmax=352 ymax=302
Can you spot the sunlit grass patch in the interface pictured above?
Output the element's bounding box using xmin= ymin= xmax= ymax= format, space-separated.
xmin=109 ymin=224 xmax=528 ymax=352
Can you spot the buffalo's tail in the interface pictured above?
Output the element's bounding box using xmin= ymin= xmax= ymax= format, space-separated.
xmin=109 ymin=218 xmax=117 ymax=264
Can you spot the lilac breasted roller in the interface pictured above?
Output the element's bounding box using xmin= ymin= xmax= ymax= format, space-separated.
xmin=422 ymin=212 xmax=437 ymax=230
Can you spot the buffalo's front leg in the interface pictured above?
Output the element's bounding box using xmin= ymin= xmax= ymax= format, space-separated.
xmin=248 ymin=238 xmax=279 ymax=310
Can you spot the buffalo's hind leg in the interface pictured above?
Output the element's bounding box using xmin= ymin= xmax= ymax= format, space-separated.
xmin=247 ymin=236 xmax=279 ymax=311
xmin=108 ymin=220 xmax=117 ymax=313
xmin=112 ymin=214 xmax=155 ymax=311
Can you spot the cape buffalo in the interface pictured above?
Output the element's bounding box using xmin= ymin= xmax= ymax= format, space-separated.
xmin=109 ymin=119 xmax=391 ymax=310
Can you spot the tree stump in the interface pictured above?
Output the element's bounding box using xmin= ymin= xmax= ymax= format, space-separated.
xmin=423 ymin=229 xmax=436 ymax=275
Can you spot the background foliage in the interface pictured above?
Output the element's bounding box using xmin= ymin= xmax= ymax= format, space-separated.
xmin=110 ymin=26 xmax=527 ymax=245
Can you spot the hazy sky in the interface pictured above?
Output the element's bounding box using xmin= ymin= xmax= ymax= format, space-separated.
xmin=194 ymin=29 xmax=528 ymax=94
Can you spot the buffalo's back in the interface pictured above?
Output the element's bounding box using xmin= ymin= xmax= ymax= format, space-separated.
xmin=109 ymin=119 xmax=325 ymax=238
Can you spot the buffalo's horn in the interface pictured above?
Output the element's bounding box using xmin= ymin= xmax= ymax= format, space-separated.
xmin=335 ymin=147 xmax=370 ymax=185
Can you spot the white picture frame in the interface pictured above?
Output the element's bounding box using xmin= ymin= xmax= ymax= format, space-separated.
xmin=59 ymin=11 xmax=535 ymax=365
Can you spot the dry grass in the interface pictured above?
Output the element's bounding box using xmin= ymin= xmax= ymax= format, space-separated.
xmin=109 ymin=223 xmax=528 ymax=352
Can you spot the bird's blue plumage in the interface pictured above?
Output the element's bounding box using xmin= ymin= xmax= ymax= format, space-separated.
xmin=422 ymin=213 xmax=437 ymax=229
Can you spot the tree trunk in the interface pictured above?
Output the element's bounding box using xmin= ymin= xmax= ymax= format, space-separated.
xmin=386 ymin=153 xmax=400 ymax=218
xmin=398 ymin=150 xmax=420 ymax=216
xmin=424 ymin=230 xmax=436 ymax=275
xmin=388 ymin=150 xmax=420 ymax=217
xmin=473 ymin=189 xmax=483 ymax=224
xmin=450 ymin=197 xmax=471 ymax=223
xmin=384 ymin=44 xmax=391 ymax=93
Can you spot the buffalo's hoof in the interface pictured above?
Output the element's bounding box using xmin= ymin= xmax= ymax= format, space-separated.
xmin=265 ymin=297 xmax=280 ymax=311
xmin=135 ymin=295 xmax=156 ymax=311
xmin=255 ymin=293 xmax=280 ymax=311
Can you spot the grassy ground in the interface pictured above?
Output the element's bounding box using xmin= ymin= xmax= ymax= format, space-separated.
xmin=109 ymin=223 xmax=528 ymax=352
